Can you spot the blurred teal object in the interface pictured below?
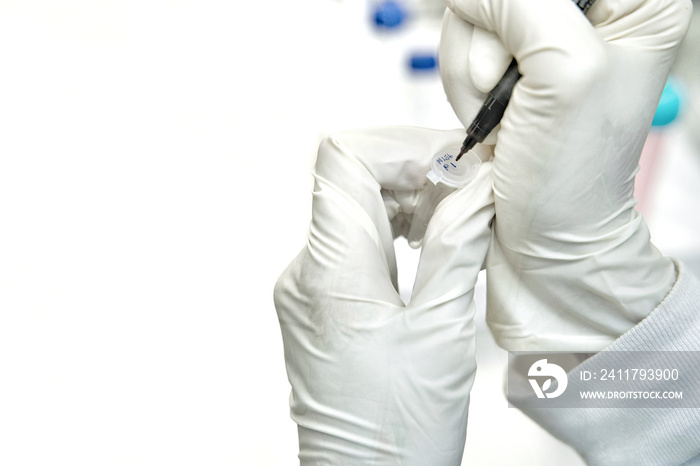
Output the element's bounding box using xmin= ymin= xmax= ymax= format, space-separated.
xmin=652 ymin=78 xmax=682 ymax=127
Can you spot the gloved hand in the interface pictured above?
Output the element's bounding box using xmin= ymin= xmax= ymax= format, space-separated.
xmin=274 ymin=127 xmax=493 ymax=465
xmin=439 ymin=0 xmax=693 ymax=351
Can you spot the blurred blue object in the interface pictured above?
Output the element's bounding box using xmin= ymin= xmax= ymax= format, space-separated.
xmin=408 ymin=51 xmax=438 ymax=72
xmin=372 ymin=0 xmax=406 ymax=29
xmin=652 ymin=78 xmax=683 ymax=127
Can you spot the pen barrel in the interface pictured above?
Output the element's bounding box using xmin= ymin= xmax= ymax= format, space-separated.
xmin=574 ymin=0 xmax=596 ymax=13
xmin=467 ymin=59 xmax=521 ymax=142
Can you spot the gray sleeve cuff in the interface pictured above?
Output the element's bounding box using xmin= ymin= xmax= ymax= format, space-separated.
xmin=606 ymin=260 xmax=700 ymax=353
xmin=517 ymin=260 xmax=700 ymax=466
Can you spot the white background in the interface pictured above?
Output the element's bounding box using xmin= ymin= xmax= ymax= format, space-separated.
xmin=1 ymin=1 xmax=699 ymax=465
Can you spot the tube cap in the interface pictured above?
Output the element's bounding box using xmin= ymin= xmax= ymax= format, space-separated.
xmin=426 ymin=148 xmax=481 ymax=188
xmin=408 ymin=52 xmax=438 ymax=72
xmin=652 ymin=78 xmax=682 ymax=127
xmin=372 ymin=1 xmax=406 ymax=29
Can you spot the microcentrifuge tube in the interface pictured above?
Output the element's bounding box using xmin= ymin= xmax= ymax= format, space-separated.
xmin=406 ymin=148 xmax=482 ymax=248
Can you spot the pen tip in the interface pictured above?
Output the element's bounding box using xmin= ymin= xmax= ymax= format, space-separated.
xmin=455 ymin=136 xmax=477 ymax=161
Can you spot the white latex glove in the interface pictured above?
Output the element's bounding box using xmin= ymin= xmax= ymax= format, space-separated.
xmin=274 ymin=127 xmax=493 ymax=465
xmin=439 ymin=0 xmax=693 ymax=351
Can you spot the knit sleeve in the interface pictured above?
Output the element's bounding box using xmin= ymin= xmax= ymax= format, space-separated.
xmin=516 ymin=260 xmax=700 ymax=466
